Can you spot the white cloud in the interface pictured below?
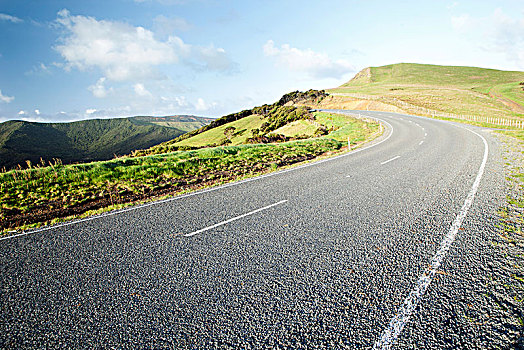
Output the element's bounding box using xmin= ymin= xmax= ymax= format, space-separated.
xmin=263 ymin=40 xmax=354 ymax=79
xmin=88 ymin=77 xmax=112 ymax=98
xmin=447 ymin=2 xmax=459 ymax=10
xmin=164 ymin=95 xmax=190 ymax=109
xmin=194 ymin=97 xmax=217 ymax=112
xmin=25 ymin=62 xmax=52 ymax=76
xmin=451 ymin=14 xmax=472 ymax=30
xmin=0 ymin=13 xmax=22 ymax=23
xmin=86 ymin=108 xmax=97 ymax=115
xmin=490 ymin=9 xmax=524 ymax=67
xmin=452 ymin=9 xmax=524 ymax=68
xmin=0 ymin=90 xmax=14 ymax=103
xmin=193 ymin=46 xmax=236 ymax=72
xmin=451 ymin=13 xmax=482 ymax=32
xmin=18 ymin=110 xmax=26 ymax=115
xmin=154 ymin=15 xmax=192 ymax=35
xmin=133 ymin=83 xmax=152 ymax=97
xmin=263 ymin=40 xmax=279 ymax=56
xmin=34 ymin=109 xmax=40 ymax=115
xmin=54 ymin=9 xmax=236 ymax=82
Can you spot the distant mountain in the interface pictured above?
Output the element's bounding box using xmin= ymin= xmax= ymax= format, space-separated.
xmin=131 ymin=115 xmax=215 ymax=132
xmin=0 ymin=115 xmax=213 ymax=170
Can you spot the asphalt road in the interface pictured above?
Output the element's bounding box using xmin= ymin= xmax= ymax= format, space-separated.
xmin=0 ymin=111 xmax=517 ymax=349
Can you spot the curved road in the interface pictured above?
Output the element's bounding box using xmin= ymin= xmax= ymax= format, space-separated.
xmin=0 ymin=111 xmax=515 ymax=348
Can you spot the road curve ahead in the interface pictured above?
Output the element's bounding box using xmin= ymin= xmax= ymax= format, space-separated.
xmin=0 ymin=111 xmax=514 ymax=348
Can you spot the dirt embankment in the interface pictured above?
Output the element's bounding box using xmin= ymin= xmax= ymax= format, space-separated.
xmin=489 ymin=92 xmax=524 ymax=113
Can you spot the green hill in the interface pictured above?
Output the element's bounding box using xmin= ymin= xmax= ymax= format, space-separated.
xmin=0 ymin=115 xmax=212 ymax=170
xmin=326 ymin=63 xmax=524 ymax=122
xmin=137 ymin=90 xmax=329 ymax=155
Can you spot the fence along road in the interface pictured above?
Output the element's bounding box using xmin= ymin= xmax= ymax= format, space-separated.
xmin=331 ymin=92 xmax=524 ymax=129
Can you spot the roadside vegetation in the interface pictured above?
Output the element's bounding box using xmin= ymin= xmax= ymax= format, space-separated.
xmin=0 ymin=96 xmax=380 ymax=233
xmin=493 ymin=130 xmax=524 ymax=347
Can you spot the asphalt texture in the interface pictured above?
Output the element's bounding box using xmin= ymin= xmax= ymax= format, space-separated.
xmin=0 ymin=111 xmax=518 ymax=349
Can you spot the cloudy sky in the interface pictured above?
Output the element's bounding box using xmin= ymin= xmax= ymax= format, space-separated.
xmin=0 ymin=0 xmax=523 ymax=122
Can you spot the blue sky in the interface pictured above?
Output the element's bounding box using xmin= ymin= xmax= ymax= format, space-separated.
xmin=0 ymin=0 xmax=523 ymax=122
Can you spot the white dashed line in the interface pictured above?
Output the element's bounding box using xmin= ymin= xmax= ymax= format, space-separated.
xmin=424 ymin=132 xmax=427 ymax=137
xmin=380 ymin=156 xmax=401 ymax=165
xmin=419 ymin=140 xmax=424 ymax=145
xmin=373 ymin=127 xmax=489 ymax=349
xmin=184 ymin=200 xmax=287 ymax=237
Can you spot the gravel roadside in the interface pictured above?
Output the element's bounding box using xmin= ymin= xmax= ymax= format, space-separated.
xmin=494 ymin=132 xmax=524 ymax=349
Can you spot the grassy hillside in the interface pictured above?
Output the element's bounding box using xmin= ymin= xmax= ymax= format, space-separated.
xmin=175 ymin=114 xmax=266 ymax=147
xmin=327 ymin=63 xmax=524 ymax=123
xmin=0 ymin=116 xmax=210 ymax=170
xmin=271 ymin=120 xmax=318 ymax=138
xmin=133 ymin=89 xmax=381 ymax=159
xmin=152 ymin=90 xmax=328 ymax=149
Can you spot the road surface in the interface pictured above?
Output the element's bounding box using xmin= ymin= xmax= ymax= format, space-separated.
xmin=0 ymin=111 xmax=517 ymax=348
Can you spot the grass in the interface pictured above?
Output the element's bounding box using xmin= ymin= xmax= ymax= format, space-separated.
xmin=1 ymin=111 xmax=380 ymax=233
xmin=496 ymin=130 xmax=524 ymax=143
xmin=314 ymin=112 xmax=379 ymax=142
xmin=270 ymin=120 xmax=318 ymax=138
xmin=175 ymin=114 xmax=265 ymax=147
xmin=491 ymin=82 xmax=524 ymax=108
xmin=492 ymin=130 xmax=524 ymax=343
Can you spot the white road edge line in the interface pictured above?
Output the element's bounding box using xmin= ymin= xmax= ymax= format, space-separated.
xmin=373 ymin=127 xmax=489 ymax=350
xmin=184 ymin=200 xmax=287 ymax=237
xmin=380 ymin=155 xmax=401 ymax=165
xmin=1 ymin=112 xmax=394 ymax=241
